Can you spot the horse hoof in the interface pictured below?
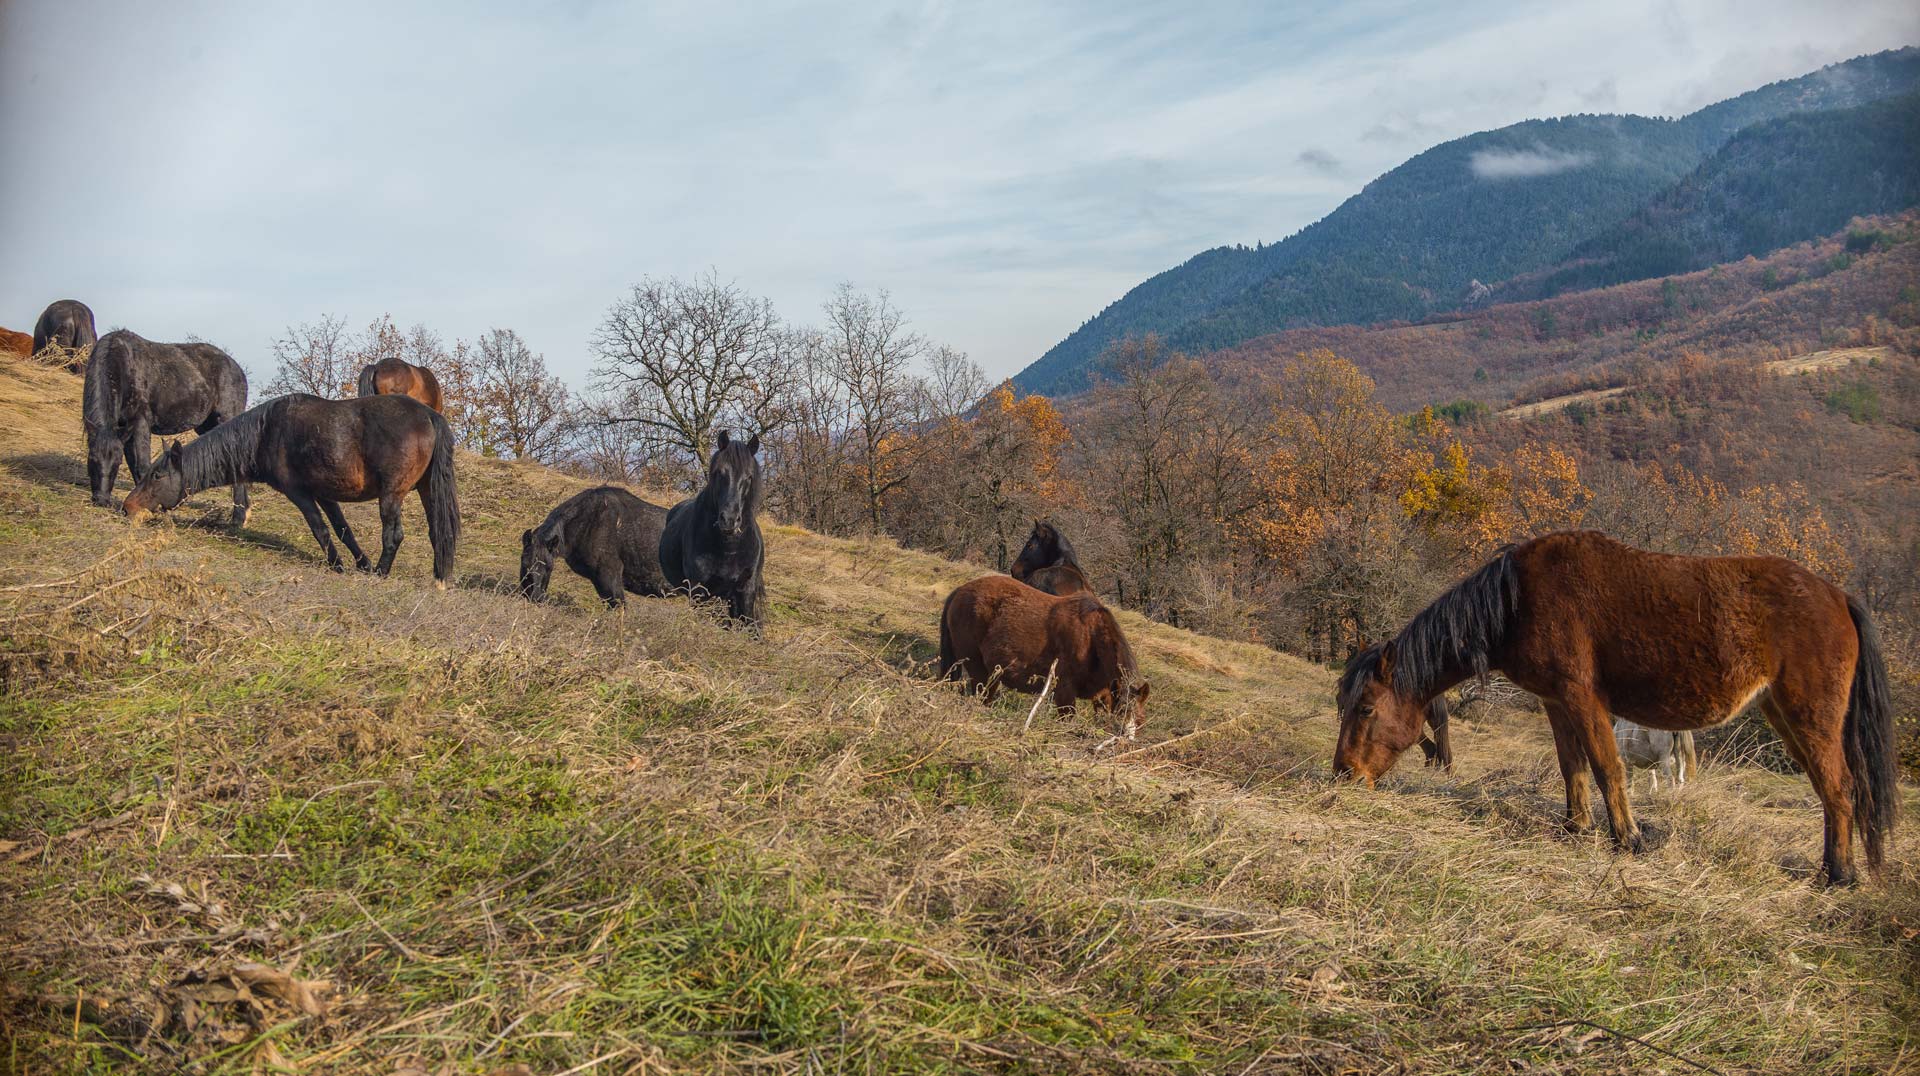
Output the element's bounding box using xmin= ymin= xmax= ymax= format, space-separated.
xmin=434 ymin=580 xmax=448 ymax=592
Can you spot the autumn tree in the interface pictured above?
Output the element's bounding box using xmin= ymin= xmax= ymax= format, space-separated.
xmin=474 ymin=329 xmax=574 ymax=463
xmin=264 ymin=314 xmax=354 ymax=397
xmin=590 ymin=272 xmax=791 ymax=482
xmin=821 ymin=284 xmax=928 ymax=533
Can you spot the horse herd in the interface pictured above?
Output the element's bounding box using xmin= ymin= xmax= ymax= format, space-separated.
xmin=34 ymin=298 xmax=1902 ymax=889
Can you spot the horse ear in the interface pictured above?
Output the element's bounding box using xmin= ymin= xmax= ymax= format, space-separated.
xmin=165 ymin=440 xmax=183 ymax=462
xmin=746 ymin=432 xmax=760 ymax=455
xmin=1377 ymin=641 xmax=1397 ymax=675
xmin=1135 ymin=681 xmax=1151 ymax=702
xmin=716 ymin=429 xmax=731 ymax=451
xmin=521 ymin=528 xmax=533 ymax=548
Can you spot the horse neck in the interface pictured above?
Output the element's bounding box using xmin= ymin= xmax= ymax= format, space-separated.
xmin=179 ymin=417 xmax=262 ymax=494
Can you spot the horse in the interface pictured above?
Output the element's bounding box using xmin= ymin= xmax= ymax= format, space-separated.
xmin=521 ymin=485 xmax=671 ymax=607
xmin=1613 ymin=719 xmax=1698 ymax=794
xmin=1010 ymin=519 xmax=1094 ymax=596
xmin=357 ymin=356 xmax=443 ymax=412
xmin=123 ymin=394 xmax=461 ymax=585
xmin=939 ymin=574 xmax=1150 ymax=739
xmin=33 ymin=299 xmax=96 ymax=371
xmin=659 ymin=431 xmax=766 ymax=628
xmin=84 ymin=330 xmax=250 ymax=524
xmin=1333 ymin=530 xmax=1895 ymax=886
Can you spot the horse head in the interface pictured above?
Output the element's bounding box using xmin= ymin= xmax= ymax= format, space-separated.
xmin=706 ymin=430 xmax=761 ymax=537
xmin=519 ymin=525 xmax=562 ymax=601
xmin=123 ymin=440 xmax=188 ymax=523
xmin=1332 ymin=640 xmax=1427 ymax=786
xmin=1012 ymin=519 xmax=1071 ymax=582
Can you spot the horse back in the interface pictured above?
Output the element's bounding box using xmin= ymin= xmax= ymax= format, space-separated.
xmin=1508 ymin=531 xmax=1853 ymax=729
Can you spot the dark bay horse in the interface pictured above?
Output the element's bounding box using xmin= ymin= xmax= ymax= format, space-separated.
xmin=1010 ymin=520 xmax=1094 ymax=596
xmin=84 ymin=330 xmax=250 ymax=524
xmin=659 ymin=431 xmax=766 ymax=628
xmin=522 ymin=485 xmax=671 ymax=607
xmin=1333 ymin=530 xmax=1895 ymax=886
xmin=124 ymin=394 xmax=460 ymax=585
xmin=33 ymin=299 xmax=96 ymax=371
xmin=939 ymin=574 xmax=1150 ymax=739
xmin=357 ymin=356 xmax=443 ymax=412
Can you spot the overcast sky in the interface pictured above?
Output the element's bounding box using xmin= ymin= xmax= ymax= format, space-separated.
xmin=3 ymin=2 xmax=1916 ymax=386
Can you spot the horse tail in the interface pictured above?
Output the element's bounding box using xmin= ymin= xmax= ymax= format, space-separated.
xmin=1844 ymin=596 xmax=1896 ymax=874
xmin=82 ymin=333 xmax=119 ymax=432
xmin=422 ymin=408 xmax=462 ymax=583
xmin=356 ymin=363 xmax=377 ymax=398
xmin=937 ymin=590 xmax=959 ymax=682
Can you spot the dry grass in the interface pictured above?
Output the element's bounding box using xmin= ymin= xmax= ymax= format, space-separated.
xmin=0 ymin=359 xmax=1915 ymax=1074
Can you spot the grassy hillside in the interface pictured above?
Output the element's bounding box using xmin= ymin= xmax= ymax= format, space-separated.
xmin=1 ymin=358 xmax=1916 ymax=1074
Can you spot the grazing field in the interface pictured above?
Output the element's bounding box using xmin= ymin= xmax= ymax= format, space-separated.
xmin=1 ymin=357 xmax=1915 ymax=1074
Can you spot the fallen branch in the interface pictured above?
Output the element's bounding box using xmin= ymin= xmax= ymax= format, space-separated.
xmin=1022 ymin=660 xmax=1059 ymax=733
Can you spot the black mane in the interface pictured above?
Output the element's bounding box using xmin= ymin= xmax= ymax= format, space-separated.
xmin=1338 ymin=547 xmax=1520 ymax=710
xmin=173 ymin=395 xmax=288 ymax=492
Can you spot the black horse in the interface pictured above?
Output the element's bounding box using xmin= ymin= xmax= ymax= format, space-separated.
xmin=1010 ymin=520 xmax=1093 ymax=596
xmin=33 ymin=299 xmax=97 ymax=370
xmin=659 ymin=431 xmax=766 ymax=628
xmin=522 ymin=486 xmax=671 ymax=607
xmin=124 ymin=394 xmax=460 ymax=584
xmin=84 ymin=330 xmax=250 ymax=523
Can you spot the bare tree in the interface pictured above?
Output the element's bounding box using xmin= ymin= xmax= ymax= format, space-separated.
xmin=821 ymin=283 xmax=928 ymax=533
xmin=264 ymin=314 xmax=353 ymax=397
xmin=590 ymin=272 xmax=790 ymax=478
xmin=924 ymin=344 xmax=989 ymax=418
xmin=475 ymin=328 xmax=574 ymax=463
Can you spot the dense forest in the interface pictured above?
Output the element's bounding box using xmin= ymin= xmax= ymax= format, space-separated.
xmin=1503 ymin=91 xmax=1920 ymax=298
xmin=1013 ymin=47 xmax=1920 ymax=397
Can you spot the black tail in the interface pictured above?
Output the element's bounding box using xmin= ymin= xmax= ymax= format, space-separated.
xmin=1844 ymin=596 xmax=1896 ymax=874
xmin=356 ymin=363 xmax=377 ymax=398
xmin=421 ymin=409 xmax=462 ymax=583
xmin=937 ymin=591 xmax=959 ymax=683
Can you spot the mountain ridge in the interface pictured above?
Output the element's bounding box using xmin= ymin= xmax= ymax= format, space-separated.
xmin=1013 ymin=46 xmax=1920 ymax=396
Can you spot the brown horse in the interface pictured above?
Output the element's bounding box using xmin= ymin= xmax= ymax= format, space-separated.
xmin=357 ymin=356 xmax=443 ymax=412
xmin=1333 ymin=531 xmax=1895 ymax=886
xmin=939 ymin=574 xmax=1149 ymax=738
xmin=124 ymin=394 xmax=461 ymax=584
xmin=1010 ymin=520 xmax=1094 ymax=596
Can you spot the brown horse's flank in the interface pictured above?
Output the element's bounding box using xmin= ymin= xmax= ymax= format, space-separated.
xmin=358 ymin=357 xmax=444 ymax=413
xmin=1333 ymin=530 xmax=1896 ymax=886
xmin=939 ymin=575 xmax=1148 ymax=736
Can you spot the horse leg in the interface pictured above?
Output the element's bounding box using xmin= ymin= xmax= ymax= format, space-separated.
xmin=1544 ymin=704 xmax=1594 ymax=834
xmin=1678 ymin=731 xmax=1697 ymax=784
xmin=320 ymin=500 xmax=373 ymax=572
xmin=1761 ymin=693 xmax=1858 ymax=886
xmin=122 ymin=419 xmax=152 ymax=482
xmin=592 ymin=564 xmax=627 ymax=609
xmin=288 ymin=493 xmax=345 ymax=571
xmin=1567 ymin=695 xmax=1643 ymax=852
xmin=371 ymin=493 xmax=405 ymax=576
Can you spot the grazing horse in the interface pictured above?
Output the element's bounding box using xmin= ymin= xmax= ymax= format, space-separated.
xmin=1333 ymin=530 xmax=1895 ymax=886
xmin=939 ymin=574 xmax=1150 ymax=739
xmin=33 ymin=299 xmax=96 ymax=371
xmin=521 ymin=485 xmax=671 ymax=607
xmin=659 ymin=431 xmax=766 ymax=628
xmin=84 ymin=330 xmax=250 ymax=524
xmin=357 ymin=356 xmax=443 ymax=412
xmin=124 ymin=394 xmax=460 ymax=585
xmin=1614 ymin=719 xmax=1698 ymax=793
xmin=1010 ymin=519 xmax=1094 ymax=596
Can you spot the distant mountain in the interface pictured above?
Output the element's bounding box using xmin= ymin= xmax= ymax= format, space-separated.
xmin=1013 ymin=47 xmax=1920 ymax=397
xmin=1498 ymin=91 xmax=1920 ymax=299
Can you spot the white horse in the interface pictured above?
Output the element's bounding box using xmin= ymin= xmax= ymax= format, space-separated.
xmin=1613 ymin=717 xmax=1699 ymax=793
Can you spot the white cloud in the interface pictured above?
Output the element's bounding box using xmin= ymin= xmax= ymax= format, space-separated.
xmin=1468 ymin=146 xmax=1599 ymax=180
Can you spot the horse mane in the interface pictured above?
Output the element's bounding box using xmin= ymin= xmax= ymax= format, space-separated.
xmin=1079 ymin=598 xmax=1139 ymax=692
xmin=174 ymin=395 xmax=286 ymax=492
xmin=1338 ymin=546 xmax=1521 ymax=710
xmin=82 ymin=333 xmax=121 ymax=432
